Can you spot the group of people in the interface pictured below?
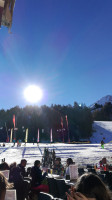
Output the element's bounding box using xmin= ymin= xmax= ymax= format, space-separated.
xmin=42 ymin=148 xmax=74 ymax=176
xmin=0 ymin=155 xmax=112 ymax=200
xmin=42 ymin=148 xmax=56 ymax=168
xmin=0 ymin=156 xmax=74 ymax=199
xmin=0 ymin=158 xmax=49 ymax=200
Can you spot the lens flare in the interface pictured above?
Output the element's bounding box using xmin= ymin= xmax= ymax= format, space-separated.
xmin=24 ymin=85 xmax=43 ymax=103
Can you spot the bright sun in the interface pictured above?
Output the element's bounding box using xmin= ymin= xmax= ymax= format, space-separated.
xmin=24 ymin=85 xmax=43 ymax=103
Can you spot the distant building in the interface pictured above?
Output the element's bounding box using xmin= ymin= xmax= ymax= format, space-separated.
xmin=0 ymin=0 xmax=16 ymax=31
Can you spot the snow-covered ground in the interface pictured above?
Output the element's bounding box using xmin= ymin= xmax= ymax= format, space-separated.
xmin=0 ymin=142 xmax=112 ymax=168
xmin=0 ymin=121 xmax=112 ymax=168
xmin=90 ymin=121 xmax=112 ymax=143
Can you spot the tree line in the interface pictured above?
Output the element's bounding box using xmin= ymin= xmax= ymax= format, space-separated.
xmin=0 ymin=103 xmax=93 ymax=142
xmin=93 ymin=102 xmax=112 ymax=121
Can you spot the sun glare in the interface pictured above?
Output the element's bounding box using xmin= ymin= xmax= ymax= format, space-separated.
xmin=24 ymin=85 xmax=43 ymax=103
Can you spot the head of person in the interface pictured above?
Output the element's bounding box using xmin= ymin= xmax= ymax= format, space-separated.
xmin=55 ymin=157 xmax=61 ymax=165
xmin=10 ymin=162 xmax=17 ymax=170
xmin=34 ymin=160 xmax=41 ymax=167
xmin=75 ymin=173 xmax=111 ymax=200
xmin=0 ymin=172 xmax=13 ymax=200
xmin=102 ymin=157 xmax=107 ymax=164
xmin=20 ymin=159 xmax=27 ymax=167
xmin=66 ymin=158 xmax=73 ymax=166
xmin=0 ymin=162 xmax=9 ymax=170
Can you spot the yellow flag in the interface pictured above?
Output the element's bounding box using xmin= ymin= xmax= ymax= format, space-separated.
xmin=25 ymin=128 xmax=28 ymax=143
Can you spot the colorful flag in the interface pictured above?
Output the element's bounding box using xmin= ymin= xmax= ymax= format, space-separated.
xmin=37 ymin=128 xmax=39 ymax=143
xmin=13 ymin=115 xmax=15 ymax=128
xmin=61 ymin=117 xmax=63 ymax=128
xmin=50 ymin=128 xmax=53 ymax=143
xmin=10 ymin=128 xmax=13 ymax=143
xmin=65 ymin=115 xmax=68 ymax=128
xmin=25 ymin=128 xmax=28 ymax=143
xmin=6 ymin=136 xmax=9 ymax=143
xmin=65 ymin=115 xmax=70 ymax=142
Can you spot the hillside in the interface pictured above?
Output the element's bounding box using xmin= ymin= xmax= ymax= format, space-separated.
xmin=90 ymin=95 xmax=112 ymax=110
xmin=90 ymin=121 xmax=112 ymax=143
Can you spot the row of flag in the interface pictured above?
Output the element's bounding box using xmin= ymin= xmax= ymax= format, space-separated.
xmin=8 ymin=114 xmax=69 ymax=143
xmin=61 ymin=115 xmax=68 ymax=129
xmin=8 ymin=128 xmax=53 ymax=143
xmin=13 ymin=115 xmax=68 ymax=129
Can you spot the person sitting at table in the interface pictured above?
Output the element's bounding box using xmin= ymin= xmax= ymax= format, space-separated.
xmin=17 ymin=159 xmax=27 ymax=177
xmin=99 ymin=157 xmax=109 ymax=171
xmin=65 ymin=158 xmax=74 ymax=177
xmin=0 ymin=172 xmax=13 ymax=200
xmin=9 ymin=162 xmax=17 ymax=183
xmin=66 ymin=173 xmax=112 ymax=200
xmin=31 ymin=160 xmax=49 ymax=193
xmin=53 ymin=157 xmax=64 ymax=175
xmin=10 ymin=160 xmax=30 ymax=200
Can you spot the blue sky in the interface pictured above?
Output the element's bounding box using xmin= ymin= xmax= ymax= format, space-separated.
xmin=0 ymin=0 xmax=112 ymax=109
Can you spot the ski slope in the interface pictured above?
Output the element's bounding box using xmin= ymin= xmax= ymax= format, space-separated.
xmin=0 ymin=121 xmax=112 ymax=168
xmin=90 ymin=121 xmax=112 ymax=143
xmin=0 ymin=142 xmax=112 ymax=168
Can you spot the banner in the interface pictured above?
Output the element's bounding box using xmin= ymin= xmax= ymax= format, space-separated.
xmin=50 ymin=128 xmax=53 ymax=143
xmin=25 ymin=128 xmax=28 ymax=143
xmin=65 ymin=115 xmax=68 ymax=128
xmin=6 ymin=136 xmax=9 ymax=143
xmin=61 ymin=116 xmax=63 ymax=128
xmin=10 ymin=129 xmax=13 ymax=143
xmin=13 ymin=115 xmax=15 ymax=128
xmin=65 ymin=115 xmax=70 ymax=142
xmin=37 ymin=128 xmax=39 ymax=143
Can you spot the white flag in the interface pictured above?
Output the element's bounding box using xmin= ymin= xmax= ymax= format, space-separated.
xmin=10 ymin=129 xmax=13 ymax=143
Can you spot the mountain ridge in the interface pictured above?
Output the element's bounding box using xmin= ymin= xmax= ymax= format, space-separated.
xmin=90 ymin=95 xmax=112 ymax=110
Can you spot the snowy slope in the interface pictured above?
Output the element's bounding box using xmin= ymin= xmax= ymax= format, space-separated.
xmin=0 ymin=142 xmax=112 ymax=167
xmin=90 ymin=121 xmax=112 ymax=143
xmin=0 ymin=121 xmax=112 ymax=167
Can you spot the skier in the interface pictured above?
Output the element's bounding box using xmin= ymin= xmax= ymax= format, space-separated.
xmin=101 ymin=140 xmax=104 ymax=149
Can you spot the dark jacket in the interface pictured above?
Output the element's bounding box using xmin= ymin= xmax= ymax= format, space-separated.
xmin=17 ymin=164 xmax=27 ymax=177
xmin=31 ymin=166 xmax=47 ymax=187
xmin=9 ymin=166 xmax=24 ymax=187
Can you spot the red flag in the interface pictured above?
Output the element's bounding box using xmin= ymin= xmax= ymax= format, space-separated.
xmin=50 ymin=128 xmax=53 ymax=143
xmin=61 ymin=117 xmax=63 ymax=128
xmin=6 ymin=136 xmax=9 ymax=143
xmin=65 ymin=115 xmax=68 ymax=128
xmin=13 ymin=115 xmax=15 ymax=128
